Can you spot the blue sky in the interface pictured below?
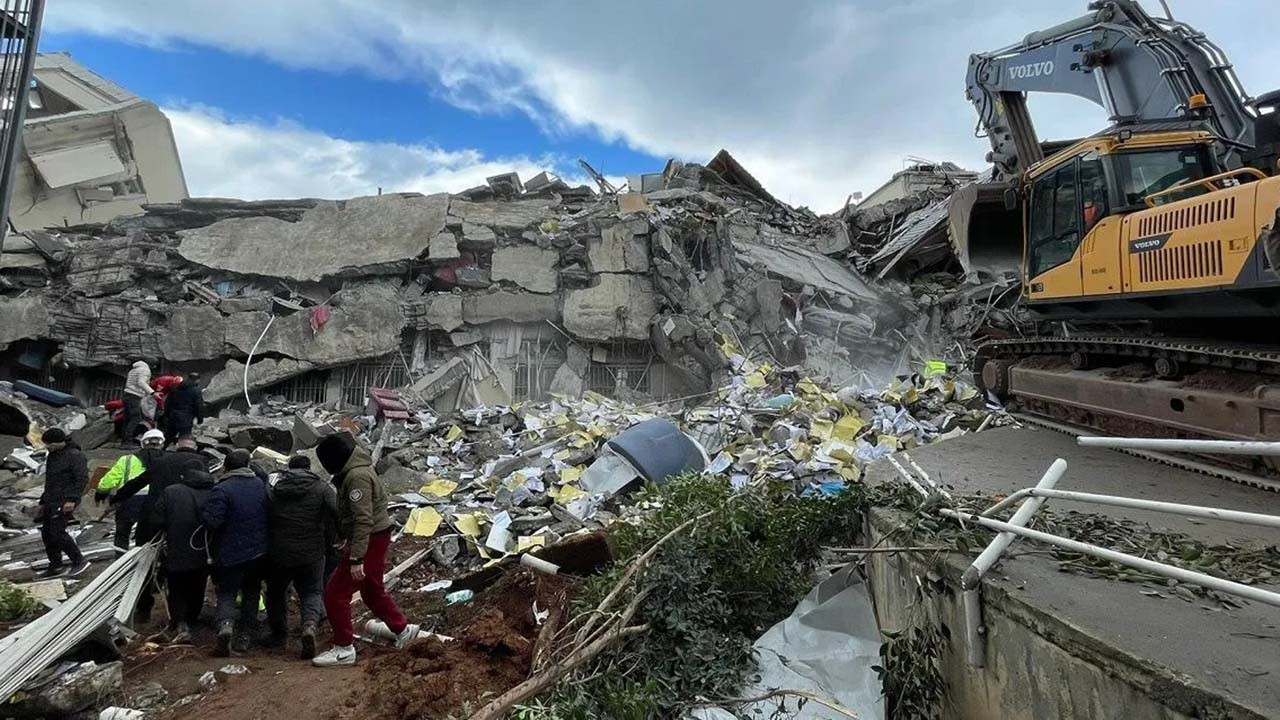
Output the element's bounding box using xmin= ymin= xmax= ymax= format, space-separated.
xmin=41 ymin=1 xmax=1280 ymax=210
xmin=44 ymin=30 xmax=663 ymax=181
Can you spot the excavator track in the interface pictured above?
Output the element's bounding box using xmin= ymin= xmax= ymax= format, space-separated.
xmin=976 ymin=335 xmax=1280 ymax=486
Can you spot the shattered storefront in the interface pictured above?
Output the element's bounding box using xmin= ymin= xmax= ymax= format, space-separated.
xmin=0 ymin=153 xmax=923 ymax=416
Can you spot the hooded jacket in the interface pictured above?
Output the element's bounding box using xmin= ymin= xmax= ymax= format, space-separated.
xmin=165 ymin=379 xmax=205 ymax=427
xmin=150 ymin=468 xmax=216 ymax=571
xmin=201 ymin=467 xmax=269 ymax=567
xmin=333 ymin=447 xmax=392 ymax=562
xmin=124 ymin=361 xmax=152 ymax=399
xmin=268 ymin=469 xmax=338 ymax=567
xmin=41 ymin=442 xmax=88 ymax=507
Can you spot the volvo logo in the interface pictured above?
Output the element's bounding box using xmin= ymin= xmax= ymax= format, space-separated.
xmin=1009 ymin=61 xmax=1055 ymax=79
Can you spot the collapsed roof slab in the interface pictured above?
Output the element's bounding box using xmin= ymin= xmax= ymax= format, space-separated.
xmin=223 ymin=285 xmax=404 ymax=365
xmin=205 ymin=357 xmax=315 ymax=405
xmin=176 ymin=193 xmax=449 ymax=282
xmin=462 ymin=290 xmax=560 ymax=325
xmin=449 ymin=198 xmax=554 ymax=231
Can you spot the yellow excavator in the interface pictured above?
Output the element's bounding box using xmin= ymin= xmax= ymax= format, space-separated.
xmin=957 ymin=1 xmax=1280 ymax=455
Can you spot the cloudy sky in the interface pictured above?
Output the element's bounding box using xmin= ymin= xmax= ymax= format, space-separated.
xmin=43 ymin=1 xmax=1280 ymax=212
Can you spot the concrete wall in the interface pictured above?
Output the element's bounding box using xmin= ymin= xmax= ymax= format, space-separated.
xmin=863 ymin=509 xmax=1211 ymax=720
xmin=11 ymin=102 xmax=188 ymax=231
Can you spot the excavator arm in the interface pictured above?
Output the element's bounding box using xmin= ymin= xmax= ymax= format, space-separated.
xmin=967 ymin=0 xmax=1270 ymax=182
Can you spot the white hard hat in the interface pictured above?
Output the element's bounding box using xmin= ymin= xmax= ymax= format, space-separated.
xmin=141 ymin=428 xmax=166 ymax=444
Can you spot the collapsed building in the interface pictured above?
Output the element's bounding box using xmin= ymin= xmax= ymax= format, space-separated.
xmin=0 ymin=151 xmax=966 ymax=427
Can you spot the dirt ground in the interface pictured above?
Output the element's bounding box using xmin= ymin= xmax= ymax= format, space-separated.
xmin=120 ymin=540 xmax=579 ymax=720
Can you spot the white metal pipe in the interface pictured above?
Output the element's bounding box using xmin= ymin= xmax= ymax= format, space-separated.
xmin=983 ymin=488 xmax=1280 ymax=529
xmin=961 ymin=458 xmax=1067 ymax=591
xmin=243 ymin=314 xmax=276 ymax=408
xmin=944 ymin=510 xmax=1280 ymax=609
xmin=902 ymin=452 xmax=953 ymax=501
xmin=886 ymin=454 xmax=930 ymax=498
xmin=1078 ymin=436 xmax=1280 ymax=456
xmin=963 ymin=588 xmax=984 ymax=668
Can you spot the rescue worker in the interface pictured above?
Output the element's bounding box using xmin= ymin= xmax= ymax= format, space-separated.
xmin=202 ymin=449 xmax=269 ymax=657
xmin=265 ymin=455 xmax=337 ymax=659
xmin=149 ymin=459 xmax=216 ymax=644
xmin=122 ymin=360 xmax=153 ymax=442
xmin=312 ymin=433 xmax=418 ymax=667
xmin=112 ymin=435 xmax=208 ymax=623
xmin=96 ymin=428 xmax=167 ymax=556
xmin=162 ymin=373 xmax=205 ymax=444
xmin=35 ymin=428 xmax=91 ymax=579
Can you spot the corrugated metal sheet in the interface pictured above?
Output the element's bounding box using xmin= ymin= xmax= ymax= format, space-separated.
xmin=29 ymin=139 xmax=125 ymax=188
xmin=865 ymin=196 xmax=952 ymax=274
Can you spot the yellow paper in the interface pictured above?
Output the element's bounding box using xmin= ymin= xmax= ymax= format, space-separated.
xmin=560 ymin=466 xmax=583 ymax=483
xmin=833 ymin=415 xmax=864 ymax=441
xmin=517 ymin=535 xmax=547 ymax=552
xmin=553 ymin=449 xmax=574 ymax=461
xmin=839 ymin=466 xmax=862 ymax=482
xmin=787 ymin=442 xmax=811 ymax=462
xmin=877 ymin=434 xmax=901 ymax=450
xmin=405 ymin=507 xmax=443 ymax=537
xmin=796 ymin=379 xmax=821 ymax=397
xmin=445 ymin=425 xmax=464 ymax=442
xmin=745 ymin=372 xmax=766 ymax=389
xmin=553 ymin=484 xmax=588 ymax=503
xmin=421 ymin=479 xmax=458 ymax=498
xmin=453 ymin=513 xmax=483 ymax=537
xmin=809 ymin=419 xmax=834 ymax=441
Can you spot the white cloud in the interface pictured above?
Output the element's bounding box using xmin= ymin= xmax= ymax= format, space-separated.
xmin=165 ymin=106 xmax=568 ymax=200
xmin=49 ymin=1 xmax=1280 ymax=211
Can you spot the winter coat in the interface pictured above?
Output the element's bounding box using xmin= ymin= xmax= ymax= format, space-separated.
xmin=124 ymin=361 xmax=152 ymax=398
xmin=164 ymin=379 xmax=204 ymax=428
xmin=201 ymin=468 xmax=269 ymax=567
xmin=334 ymin=447 xmax=392 ymax=562
xmin=150 ymin=469 xmax=215 ymax=571
xmin=267 ymin=469 xmax=338 ymax=567
xmin=114 ymin=447 xmax=206 ymax=506
xmin=40 ymin=443 xmax=88 ymax=507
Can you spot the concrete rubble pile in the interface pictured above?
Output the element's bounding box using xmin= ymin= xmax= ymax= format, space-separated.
xmin=0 ymin=152 xmax=925 ymax=423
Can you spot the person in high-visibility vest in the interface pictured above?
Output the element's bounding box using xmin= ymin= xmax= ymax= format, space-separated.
xmin=97 ymin=428 xmax=167 ymax=556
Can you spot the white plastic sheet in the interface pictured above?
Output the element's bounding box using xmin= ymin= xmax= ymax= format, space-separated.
xmin=689 ymin=567 xmax=884 ymax=720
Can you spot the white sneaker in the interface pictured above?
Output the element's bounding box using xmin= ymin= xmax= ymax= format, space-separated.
xmin=311 ymin=645 xmax=356 ymax=667
xmin=394 ymin=623 xmax=420 ymax=649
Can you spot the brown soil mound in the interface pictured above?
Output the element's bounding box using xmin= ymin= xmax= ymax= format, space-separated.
xmin=346 ymin=569 xmax=577 ymax=719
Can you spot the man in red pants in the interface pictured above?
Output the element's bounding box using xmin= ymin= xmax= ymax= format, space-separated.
xmin=312 ymin=433 xmax=418 ymax=666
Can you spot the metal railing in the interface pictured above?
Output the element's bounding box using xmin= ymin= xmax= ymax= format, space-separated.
xmin=886 ymin=453 xmax=1280 ymax=668
xmin=0 ymin=0 xmax=44 ymax=256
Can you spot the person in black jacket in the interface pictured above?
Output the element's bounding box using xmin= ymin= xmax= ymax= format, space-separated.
xmin=163 ymin=374 xmax=205 ymax=444
xmin=264 ymin=455 xmax=337 ymax=659
xmin=36 ymin=428 xmax=90 ymax=579
xmin=112 ymin=436 xmax=208 ymax=621
xmin=202 ymin=449 xmax=270 ymax=657
xmin=150 ymin=465 xmax=215 ymax=644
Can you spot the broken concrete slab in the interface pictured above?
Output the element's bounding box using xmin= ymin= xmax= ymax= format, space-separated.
xmin=449 ymin=199 xmax=553 ymax=230
xmin=409 ymin=356 xmax=467 ymax=401
xmin=224 ymin=285 xmax=403 ymax=364
xmin=563 ymin=273 xmax=657 ymax=341
xmin=217 ymin=296 xmax=272 ymax=314
xmin=422 ymin=293 xmax=463 ymax=332
xmin=491 ymin=245 xmax=559 ymax=293
xmin=462 ymin=291 xmax=560 ymax=325
xmin=733 ymin=231 xmax=885 ymax=303
xmin=429 ymin=232 xmax=461 ymax=261
xmin=177 ymin=193 xmax=449 ymax=282
xmin=205 ymin=357 xmax=316 ymax=404
xmin=459 ymin=223 xmax=496 ymax=249
xmin=158 ymin=305 xmax=226 ymax=361
xmin=0 ymin=296 xmax=49 ymax=346
xmin=549 ymin=344 xmax=588 ymax=398
xmin=589 ymin=224 xmax=650 ymax=273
